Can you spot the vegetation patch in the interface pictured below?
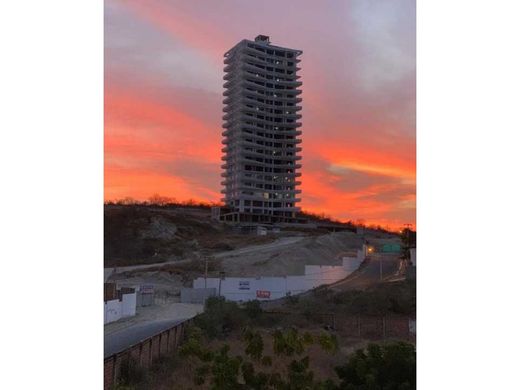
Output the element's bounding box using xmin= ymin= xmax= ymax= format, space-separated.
xmin=285 ymin=280 xmax=416 ymax=318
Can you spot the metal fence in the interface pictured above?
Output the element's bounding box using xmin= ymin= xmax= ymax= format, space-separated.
xmin=104 ymin=312 xmax=414 ymax=389
xmin=263 ymin=310 xmax=415 ymax=340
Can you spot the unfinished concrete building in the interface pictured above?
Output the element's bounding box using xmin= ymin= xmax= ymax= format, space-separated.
xmin=220 ymin=35 xmax=303 ymax=223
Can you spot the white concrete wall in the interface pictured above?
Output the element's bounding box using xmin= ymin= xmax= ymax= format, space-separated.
xmin=181 ymin=288 xmax=216 ymax=304
xmin=286 ymin=275 xmax=314 ymax=295
xmin=121 ymin=292 xmax=137 ymax=318
xmin=193 ymin=278 xmax=220 ymax=290
xmin=104 ymin=299 xmax=122 ymax=324
xmin=304 ymin=265 xmax=351 ymax=286
xmin=104 ymin=292 xmax=137 ymax=324
xmin=342 ymin=257 xmax=363 ymax=272
xmin=193 ymin=257 xmax=363 ymax=302
xmin=192 ymin=251 xmax=367 ymax=302
xmin=222 ymin=277 xmax=287 ymax=301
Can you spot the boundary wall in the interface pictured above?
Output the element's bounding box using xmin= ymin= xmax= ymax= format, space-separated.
xmin=104 ymin=319 xmax=191 ymax=389
xmin=104 ymin=292 xmax=136 ymax=325
xmin=180 ymin=287 xmax=216 ymax=303
xmin=265 ymin=311 xmax=416 ymax=340
xmin=193 ymin=257 xmax=363 ymax=302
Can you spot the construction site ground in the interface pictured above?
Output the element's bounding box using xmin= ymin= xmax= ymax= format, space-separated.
xmin=104 ymin=205 xmax=404 ymax=355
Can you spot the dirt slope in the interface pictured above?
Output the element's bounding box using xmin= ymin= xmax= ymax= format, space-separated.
xmin=104 ymin=205 xmax=278 ymax=267
xmin=105 ymin=205 xmax=400 ymax=280
xmin=217 ymin=231 xmax=365 ymax=276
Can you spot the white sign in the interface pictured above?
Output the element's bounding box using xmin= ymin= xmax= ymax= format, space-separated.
xmin=239 ymin=281 xmax=250 ymax=290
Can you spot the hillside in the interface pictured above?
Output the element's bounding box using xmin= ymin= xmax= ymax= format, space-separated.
xmin=105 ymin=205 xmax=401 ymax=280
xmin=104 ymin=205 xmax=279 ymax=267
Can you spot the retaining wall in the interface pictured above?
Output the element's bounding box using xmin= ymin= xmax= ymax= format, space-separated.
xmin=193 ymin=258 xmax=363 ymax=302
xmin=104 ymin=319 xmax=191 ymax=390
xmin=104 ymin=292 xmax=137 ymax=325
xmin=180 ymin=287 xmax=216 ymax=304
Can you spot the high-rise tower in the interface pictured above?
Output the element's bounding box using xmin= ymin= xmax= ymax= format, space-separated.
xmin=221 ymin=35 xmax=303 ymax=223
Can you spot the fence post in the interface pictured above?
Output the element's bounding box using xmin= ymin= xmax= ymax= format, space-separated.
xmin=112 ymin=356 xmax=116 ymax=388
xmin=148 ymin=339 xmax=152 ymax=366
xmin=139 ymin=343 xmax=143 ymax=367
xmin=382 ymin=316 xmax=386 ymax=339
xmin=357 ymin=315 xmax=361 ymax=337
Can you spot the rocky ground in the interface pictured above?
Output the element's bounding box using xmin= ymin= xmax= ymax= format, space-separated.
xmin=105 ymin=204 xmax=401 ymax=293
xmin=104 ymin=205 xmax=281 ymax=267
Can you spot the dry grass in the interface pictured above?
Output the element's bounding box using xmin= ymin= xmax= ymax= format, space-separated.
xmin=138 ymin=327 xmax=349 ymax=389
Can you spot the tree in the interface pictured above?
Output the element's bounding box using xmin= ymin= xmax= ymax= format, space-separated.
xmin=194 ymin=296 xmax=247 ymax=338
xmin=182 ymin=326 xmax=339 ymax=389
xmin=335 ymin=342 xmax=416 ymax=390
xmin=148 ymin=194 xmax=176 ymax=206
xmin=117 ymin=196 xmax=138 ymax=205
xmin=211 ymin=345 xmax=243 ymax=389
xmin=317 ymin=332 xmax=339 ymax=355
xmin=243 ymin=328 xmax=264 ymax=360
xmin=273 ymin=328 xmax=307 ymax=357
xmin=244 ymin=300 xmax=263 ymax=320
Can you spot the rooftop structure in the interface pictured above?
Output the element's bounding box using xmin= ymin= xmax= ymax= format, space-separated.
xmin=220 ymin=35 xmax=303 ymax=223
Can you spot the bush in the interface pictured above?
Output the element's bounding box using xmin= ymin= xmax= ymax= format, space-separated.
xmin=244 ymin=299 xmax=263 ymax=320
xmin=194 ymin=297 xmax=247 ymax=338
xmin=117 ymin=357 xmax=145 ymax=387
xmin=335 ymin=342 xmax=416 ymax=390
xmin=185 ymin=328 xmax=337 ymax=390
xmin=331 ymin=281 xmax=416 ymax=316
xmin=243 ymin=328 xmax=264 ymax=360
xmin=317 ymin=332 xmax=339 ymax=355
xmin=286 ymin=294 xmax=299 ymax=305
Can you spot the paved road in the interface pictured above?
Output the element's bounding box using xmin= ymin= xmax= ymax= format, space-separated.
xmin=261 ymin=254 xmax=401 ymax=310
xmin=329 ymin=254 xmax=401 ymax=291
xmin=104 ymin=319 xmax=185 ymax=358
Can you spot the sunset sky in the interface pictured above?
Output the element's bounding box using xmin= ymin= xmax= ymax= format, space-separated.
xmin=105 ymin=0 xmax=416 ymax=229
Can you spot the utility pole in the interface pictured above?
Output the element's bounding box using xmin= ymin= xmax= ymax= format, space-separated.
xmin=204 ymin=256 xmax=208 ymax=289
xmin=218 ymin=271 xmax=225 ymax=297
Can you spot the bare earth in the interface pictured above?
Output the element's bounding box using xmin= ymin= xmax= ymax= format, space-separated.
xmin=106 ymin=230 xmax=401 ymax=296
xmin=104 ymin=227 xmax=402 ymax=358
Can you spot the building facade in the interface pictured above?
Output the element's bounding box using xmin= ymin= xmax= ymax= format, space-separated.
xmin=221 ymin=35 xmax=303 ymax=223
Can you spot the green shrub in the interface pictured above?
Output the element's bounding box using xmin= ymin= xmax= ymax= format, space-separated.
xmin=243 ymin=328 xmax=264 ymax=360
xmin=317 ymin=332 xmax=339 ymax=355
xmin=194 ymin=296 xmax=247 ymax=338
xmin=244 ymin=299 xmax=263 ymax=320
xmin=273 ymin=328 xmax=306 ymax=357
xmin=335 ymin=342 xmax=416 ymax=390
xmin=117 ymin=357 xmax=145 ymax=387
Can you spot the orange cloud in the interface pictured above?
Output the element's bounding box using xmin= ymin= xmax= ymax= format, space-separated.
xmin=105 ymin=86 xmax=221 ymax=164
xmin=306 ymin=140 xmax=415 ymax=181
xmin=105 ymin=164 xmax=201 ymax=202
xmin=105 ymin=0 xmax=416 ymax=230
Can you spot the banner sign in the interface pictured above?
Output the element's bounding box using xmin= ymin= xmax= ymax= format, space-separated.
xmin=256 ymin=290 xmax=271 ymax=299
xmin=140 ymin=285 xmax=154 ymax=294
xmin=239 ymin=281 xmax=250 ymax=290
